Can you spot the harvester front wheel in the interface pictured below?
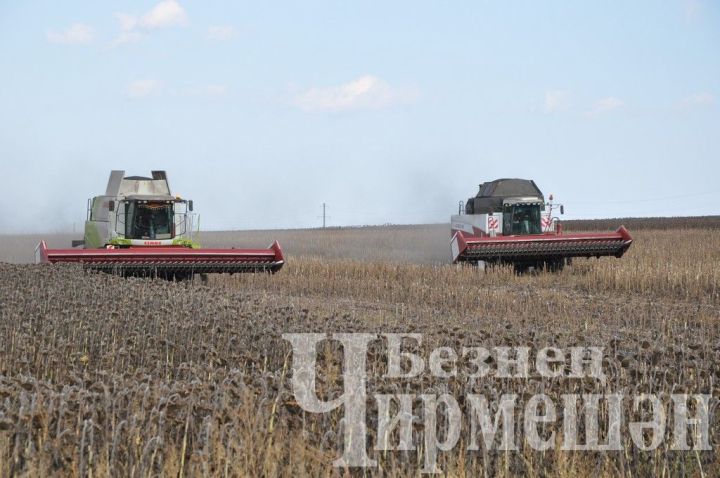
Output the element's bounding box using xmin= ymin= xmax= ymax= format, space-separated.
xmin=513 ymin=259 xmax=566 ymax=274
xmin=545 ymin=259 xmax=566 ymax=272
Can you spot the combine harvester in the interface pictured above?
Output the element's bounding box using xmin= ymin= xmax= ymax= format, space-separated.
xmin=36 ymin=170 xmax=284 ymax=279
xmin=451 ymin=178 xmax=632 ymax=272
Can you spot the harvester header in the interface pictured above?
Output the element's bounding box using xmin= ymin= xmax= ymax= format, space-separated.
xmin=36 ymin=170 xmax=284 ymax=278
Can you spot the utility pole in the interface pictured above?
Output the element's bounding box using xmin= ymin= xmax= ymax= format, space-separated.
xmin=317 ymin=203 xmax=330 ymax=228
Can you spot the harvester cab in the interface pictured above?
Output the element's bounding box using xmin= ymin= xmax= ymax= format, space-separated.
xmin=36 ymin=170 xmax=285 ymax=279
xmin=81 ymin=170 xmax=198 ymax=249
xmin=450 ymin=178 xmax=632 ymax=272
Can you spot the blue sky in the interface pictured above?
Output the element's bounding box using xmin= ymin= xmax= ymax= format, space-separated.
xmin=1 ymin=1 xmax=718 ymax=232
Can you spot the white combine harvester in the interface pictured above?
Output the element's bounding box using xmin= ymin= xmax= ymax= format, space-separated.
xmin=451 ymin=178 xmax=633 ymax=272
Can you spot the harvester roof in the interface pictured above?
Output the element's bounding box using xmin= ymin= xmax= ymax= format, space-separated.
xmin=466 ymin=178 xmax=544 ymax=214
xmin=123 ymin=194 xmax=178 ymax=201
xmin=105 ymin=170 xmax=173 ymax=199
xmin=477 ymin=178 xmax=543 ymax=199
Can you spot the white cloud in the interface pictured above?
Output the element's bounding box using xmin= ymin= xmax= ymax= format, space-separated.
xmin=46 ymin=23 xmax=94 ymax=45
xmin=114 ymin=1 xmax=187 ymax=45
xmin=115 ymin=13 xmax=138 ymax=32
xmin=543 ymin=90 xmax=569 ymax=113
xmin=113 ymin=30 xmax=145 ymax=46
xmin=587 ymin=96 xmax=624 ymax=116
xmin=294 ymin=75 xmax=418 ymax=112
xmin=207 ymin=25 xmax=238 ymax=41
xmin=204 ymin=84 xmax=228 ymax=96
xmin=176 ymin=84 xmax=228 ymax=97
xmin=139 ymin=0 xmax=188 ymax=29
xmin=678 ymin=92 xmax=715 ymax=109
xmin=126 ymin=80 xmax=162 ymax=99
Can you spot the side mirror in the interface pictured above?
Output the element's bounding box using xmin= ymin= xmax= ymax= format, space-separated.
xmin=188 ymin=200 xmax=194 ymax=212
xmin=560 ymin=205 xmax=564 ymax=215
xmin=108 ymin=200 xmax=115 ymax=212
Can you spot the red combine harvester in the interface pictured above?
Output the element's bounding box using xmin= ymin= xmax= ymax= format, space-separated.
xmin=36 ymin=170 xmax=284 ymax=279
xmin=451 ymin=179 xmax=632 ymax=272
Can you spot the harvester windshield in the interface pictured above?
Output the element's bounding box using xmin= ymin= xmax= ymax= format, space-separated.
xmin=504 ymin=204 xmax=542 ymax=235
xmin=125 ymin=201 xmax=174 ymax=240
